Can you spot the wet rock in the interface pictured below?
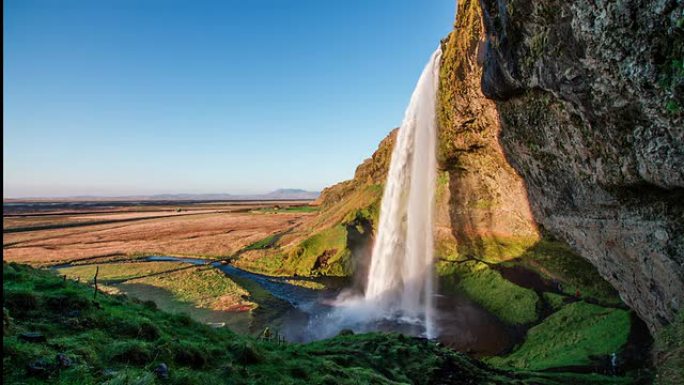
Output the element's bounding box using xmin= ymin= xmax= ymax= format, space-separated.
xmin=19 ymin=332 xmax=46 ymax=343
xmin=56 ymin=353 xmax=72 ymax=368
xmin=154 ymin=363 xmax=169 ymax=379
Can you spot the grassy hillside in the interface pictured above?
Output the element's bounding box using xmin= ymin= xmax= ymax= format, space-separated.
xmin=2 ymin=262 xmax=634 ymax=385
xmin=233 ymin=132 xmax=395 ymax=277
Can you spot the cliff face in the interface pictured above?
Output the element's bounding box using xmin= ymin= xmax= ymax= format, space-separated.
xmin=475 ymin=0 xmax=684 ymax=331
xmin=436 ymin=0 xmax=538 ymax=261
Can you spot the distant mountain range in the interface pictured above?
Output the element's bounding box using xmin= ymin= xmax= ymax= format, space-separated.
xmin=4 ymin=189 xmax=320 ymax=202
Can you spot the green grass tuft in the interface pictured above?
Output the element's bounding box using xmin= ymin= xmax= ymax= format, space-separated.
xmin=487 ymin=301 xmax=631 ymax=370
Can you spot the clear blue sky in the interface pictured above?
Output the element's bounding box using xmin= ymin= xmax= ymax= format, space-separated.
xmin=3 ymin=0 xmax=455 ymax=197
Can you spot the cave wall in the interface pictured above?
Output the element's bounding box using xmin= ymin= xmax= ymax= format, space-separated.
xmin=475 ymin=0 xmax=684 ymax=332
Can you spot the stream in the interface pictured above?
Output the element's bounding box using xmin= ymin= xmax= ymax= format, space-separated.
xmin=147 ymin=256 xmax=514 ymax=355
xmin=55 ymin=256 xmax=516 ymax=356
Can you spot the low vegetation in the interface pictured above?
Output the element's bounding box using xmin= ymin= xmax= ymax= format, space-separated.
xmin=4 ymin=262 xmax=630 ymax=385
xmin=513 ymin=240 xmax=622 ymax=305
xmin=57 ymin=263 xmax=254 ymax=312
xmin=57 ymin=262 xmax=180 ymax=282
xmin=438 ymin=261 xmax=539 ymax=325
xmin=487 ymin=301 xmax=631 ymax=370
xmin=653 ymin=310 xmax=684 ymax=385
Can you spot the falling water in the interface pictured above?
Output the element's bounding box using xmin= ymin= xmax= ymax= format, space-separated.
xmin=364 ymin=47 xmax=441 ymax=338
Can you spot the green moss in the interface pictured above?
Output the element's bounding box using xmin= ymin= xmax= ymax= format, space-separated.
xmin=438 ymin=261 xmax=539 ymax=325
xmin=284 ymin=225 xmax=350 ymax=276
xmin=514 ymin=240 xmax=622 ymax=305
xmin=283 ymin=279 xmax=325 ymax=290
xmin=654 ymin=310 xmax=684 ymax=385
xmin=244 ymin=234 xmax=280 ymax=251
xmin=458 ymin=236 xmax=538 ymax=264
xmin=542 ymin=292 xmax=566 ymax=311
xmin=57 ymin=263 xmax=254 ymax=311
xmin=57 ymin=262 xmax=182 ymax=282
xmin=458 ymin=267 xmax=539 ymax=325
xmin=487 ymin=301 xmax=631 ymax=370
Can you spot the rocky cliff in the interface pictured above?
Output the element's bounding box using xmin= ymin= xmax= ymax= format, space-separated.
xmin=475 ymin=0 xmax=684 ymax=332
xmin=436 ymin=0 xmax=539 ymax=261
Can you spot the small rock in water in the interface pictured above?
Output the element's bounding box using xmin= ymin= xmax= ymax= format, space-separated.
xmin=19 ymin=332 xmax=46 ymax=343
xmin=56 ymin=353 xmax=72 ymax=368
xmin=154 ymin=363 xmax=169 ymax=379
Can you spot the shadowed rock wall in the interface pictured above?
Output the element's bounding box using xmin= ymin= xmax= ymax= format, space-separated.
xmin=476 ymin=0 xmax=684 ymax=332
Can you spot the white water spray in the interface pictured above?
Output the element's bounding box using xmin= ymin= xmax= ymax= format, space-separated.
xmin=363 ymin=47 xmax=441 ymax=338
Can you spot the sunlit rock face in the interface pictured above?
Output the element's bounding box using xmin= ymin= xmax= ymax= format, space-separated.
xmin=476 ymin=0 xmax=684 ymax=332
xmin=435 ymin=0 xmax=540 ymax=271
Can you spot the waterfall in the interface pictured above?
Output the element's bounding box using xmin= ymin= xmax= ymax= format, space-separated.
xmin=364 ymin=47 xmax=441 ymax=338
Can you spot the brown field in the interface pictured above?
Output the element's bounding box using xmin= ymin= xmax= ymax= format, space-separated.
xmin=3 ymin=201 xmax=315 ymax=266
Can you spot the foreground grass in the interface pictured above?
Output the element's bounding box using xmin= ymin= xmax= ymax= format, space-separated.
xmin=4 ymin=262 xmax=627 ymax=385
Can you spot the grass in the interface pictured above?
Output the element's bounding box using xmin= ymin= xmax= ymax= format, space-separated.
xmin=130 ymin=266 xmax=254 ymax=311
xmin=486 ymin=301 xmax=631 ymax=371
xmin=57 ymin=263 xmax=254 ymax=312
xmin=543 ymin=292 xmax=566 ymax=311
xmin=244 ymin=234 xmax=280 ymax=251
xmin=5 ymin=262 xmax=609 ymax=385
xmin=653 ymin=310 xmax=684 ymax=385
xmin=513 ymin=240 xmax=622 ymax=305
xmin=439 ymin=261 xmax=539 ymax=325
xmin=233 ymin=183 xmax=381 ymax=278
xmin=283 ymin=279 xmax=325 ymax=290
xmin=57 ymin=262 xmax=181 ymax=282
xmin=233 ymin=252 xmax=287 ymax=277
xmin=4 ymin=208 xmax=307 ymax=266
xmin=283 ymin=225 xmax=350 ymax=277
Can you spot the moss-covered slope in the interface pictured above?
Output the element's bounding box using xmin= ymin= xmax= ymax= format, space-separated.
xmin=233 ymin=131 xmax=395 ymax=277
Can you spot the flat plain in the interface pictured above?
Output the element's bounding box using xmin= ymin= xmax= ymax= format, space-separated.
xmin=3 ymin=200 xmax=315 ymax=266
